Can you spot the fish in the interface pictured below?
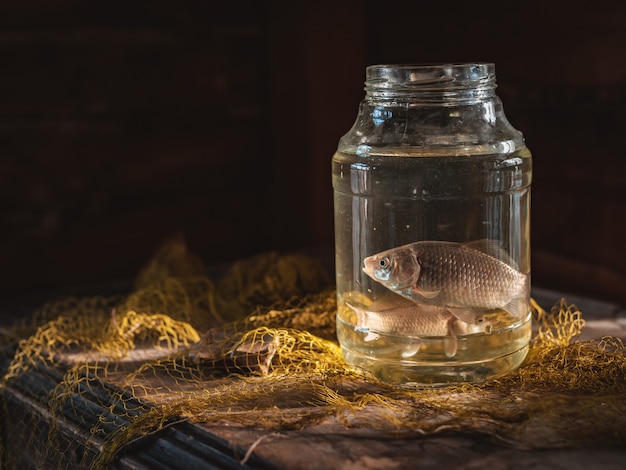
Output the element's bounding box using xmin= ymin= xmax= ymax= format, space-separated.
xmin=362 ymin=239 xmax=529 ymax=323
xmin=346 ymin=295 xmax=491 ymax=358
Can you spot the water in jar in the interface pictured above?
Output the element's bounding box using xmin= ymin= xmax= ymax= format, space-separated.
xmin=332 ymin=146 xmax=532 ymax=386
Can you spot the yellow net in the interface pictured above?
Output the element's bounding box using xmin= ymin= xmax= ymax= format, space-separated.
xmin=1 ymin=239 xmax=625 ymax=469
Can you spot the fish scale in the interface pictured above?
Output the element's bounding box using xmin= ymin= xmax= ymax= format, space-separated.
xmin=362 ymin=240 xmax=529 ymax=319
xmin=357 ymin=304 xmax=452 ymax=337
xmin=416 ymin=243 xmax=522 ymax=307
xmin=346 ymin=296 xmax=492 ymax=358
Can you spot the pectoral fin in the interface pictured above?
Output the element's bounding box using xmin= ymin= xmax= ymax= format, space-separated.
xmin=401 ymin=341 xmax=422 ymax=358
xmin=411 ymin=287 xmax=440 ymax=299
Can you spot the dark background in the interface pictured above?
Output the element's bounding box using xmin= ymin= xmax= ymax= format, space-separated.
xmin=1 ymin=1 xmax=625 ymax=310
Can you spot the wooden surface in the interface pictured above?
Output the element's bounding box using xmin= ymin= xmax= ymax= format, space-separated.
xmin=2 ymin=287 xmax=625 ymax=469
xmin=202 ymin=426 xmax=626 ymax=470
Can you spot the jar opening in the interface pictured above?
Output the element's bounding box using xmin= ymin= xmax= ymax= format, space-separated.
xmin=365 ymin=63 xmax=496 ymax=96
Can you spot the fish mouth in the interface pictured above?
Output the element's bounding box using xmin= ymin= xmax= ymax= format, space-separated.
xmin=362 ymin=254 xmax=420 ymax=290
xmin=362 ymin=257 xmax=384 ymax=280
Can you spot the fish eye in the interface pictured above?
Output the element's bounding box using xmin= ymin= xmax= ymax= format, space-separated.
xmin=378 ymin=257 xmax=391 ymax=269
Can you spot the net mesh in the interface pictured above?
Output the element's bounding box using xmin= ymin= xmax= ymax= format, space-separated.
xmin=1 ymin=239 xmax=624 ymax=469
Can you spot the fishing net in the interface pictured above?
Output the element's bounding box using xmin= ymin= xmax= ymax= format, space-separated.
xmin=1 ymin=239 xmax=625 ymax=469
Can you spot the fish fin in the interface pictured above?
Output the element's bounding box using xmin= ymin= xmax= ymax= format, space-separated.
xmin=364 ymin=331 xmax=380 ymax=342
xmin=463 ymin=239 xmax=519 ymax=270
xmin=401 ymin=341 xmax=421 ymax=358
xmin=345 ymin=301 xmax=357 ymax=316
xmin=346 ymin=302 xmax=369 ymax=329
xmin=444 ymin=317 xmax=459 ymax=357
xmin=411 ymin=287 xmax=440 ymax=299
xmin=443 ymin=335 xmax=458 ymax=358
xmin=446 ymin=306 xmax=478 ymax=325
xmin=502 ymin=297 xmax=528 ymax=319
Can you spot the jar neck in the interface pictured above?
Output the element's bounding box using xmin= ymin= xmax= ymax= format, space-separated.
xmin=364 ymin=63 xmax=497 ymax=103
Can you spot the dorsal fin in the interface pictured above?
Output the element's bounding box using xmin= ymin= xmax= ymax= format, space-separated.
xmin=462 ymin=239 xmax=519 ymax=270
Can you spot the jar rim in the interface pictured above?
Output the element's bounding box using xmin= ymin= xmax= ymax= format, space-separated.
xmin=365 ymin=63 xmax=496 ymax=92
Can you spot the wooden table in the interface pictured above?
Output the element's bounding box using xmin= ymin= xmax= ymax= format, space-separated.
xmin=2 ymin=286 xmax=625 ymax=469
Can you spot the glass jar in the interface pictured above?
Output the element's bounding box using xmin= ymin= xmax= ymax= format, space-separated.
xmin=332 ymin=63 xmax=532 ymax=386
